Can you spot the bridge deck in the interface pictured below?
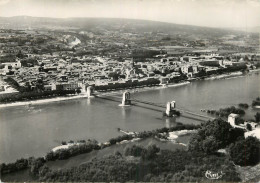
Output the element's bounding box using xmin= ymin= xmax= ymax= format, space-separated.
xmin=96 ymin=95 xmax=214 ymax=120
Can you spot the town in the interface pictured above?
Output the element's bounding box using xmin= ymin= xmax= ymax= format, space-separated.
xmin=0 ymin=19 xmax=259 ymax=95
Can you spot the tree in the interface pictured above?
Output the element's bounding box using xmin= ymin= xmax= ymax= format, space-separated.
xmin=201 ymin=136 xmax=220 ymax=154
xmin=235 ymin=117 xmax=244 ymax=125
xmin=255 ymin=112 xmax=260 ymax=123
xmin=76 ymin=88 xmax=81 ymax=94
xmin=108 ymin=72 xmax=120 ymax=81
xmin=238 ymin=103 xmax=249 ymax=109
xmin=30 ymin=157 xmax=45 ymax=175
xmin=229 ymin=136 xmax=260 ymax=166
xmin=143 ymin=145 xmax=160 ymax=160
xmin=246 ymin=123 xmax=252 ymax=131
xmin=189 ymin=118 xmax=244 ymax=154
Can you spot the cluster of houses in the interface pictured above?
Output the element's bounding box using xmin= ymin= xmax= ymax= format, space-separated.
xmin=0 ymin=29 xmax=259 ymax=93
xmin=228 ymin=113 xmax=260 ymax=140
xmin=0 ymin=50 xmax=256 ymax=93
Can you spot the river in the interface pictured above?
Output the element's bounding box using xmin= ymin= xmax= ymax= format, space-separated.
xmin=0 ymin=72 xmax=259 ymax=163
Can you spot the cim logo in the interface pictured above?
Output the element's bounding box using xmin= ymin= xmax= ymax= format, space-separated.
xmin=205 ymin=170 xmax=225 ymax=180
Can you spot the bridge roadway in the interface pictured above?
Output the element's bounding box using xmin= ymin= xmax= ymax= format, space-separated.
xmin=95 ymin=95 xmax=214 ymax=120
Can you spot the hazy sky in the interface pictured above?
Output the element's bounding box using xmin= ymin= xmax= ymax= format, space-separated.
xmin=0 ymin=0 xmax=259 ymax=28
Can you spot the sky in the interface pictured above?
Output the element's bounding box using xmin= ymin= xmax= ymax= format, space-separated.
xmin=0 ymin=0 xmax=259 ymax=28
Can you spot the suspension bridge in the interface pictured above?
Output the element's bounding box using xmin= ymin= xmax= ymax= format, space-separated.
xmin=88 ymin=87 xmax=214 ymax=121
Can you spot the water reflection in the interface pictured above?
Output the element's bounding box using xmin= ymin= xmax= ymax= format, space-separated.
xmin=121 ymin=106 xmax=131 ymax=118
xmin=86 ymin=98 xmax=92 ymax=105
xmin=165 ymin=116 xmax=176 ymax=128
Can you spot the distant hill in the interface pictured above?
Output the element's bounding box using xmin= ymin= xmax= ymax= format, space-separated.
xmin=229 ymin=26 xmax=260 ymax=33
xmin=0 ymin=16 xmax=253 ymax=38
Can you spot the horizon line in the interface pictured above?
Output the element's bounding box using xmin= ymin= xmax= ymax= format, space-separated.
xmin=0 ymin=15 xmax=258 ymax=30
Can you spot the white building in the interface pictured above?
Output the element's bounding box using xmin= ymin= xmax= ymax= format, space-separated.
xmin=2 ymin=60 xmax=22 ymax=70
xmin=228 ymin=113 xmax=239 ymax=127
xmin=219 ymin=60 xmax=233 ymax=67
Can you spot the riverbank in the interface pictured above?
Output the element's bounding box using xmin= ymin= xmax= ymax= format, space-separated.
xmin=46 ymin=136 xmax=187 ymax=171
xmin=94 ymin=81 xmax=191 ymax=97
xmin=1 ymin=136 xmax=188 ymax=182
xmin=0 ymin=123 xmax=199 ymax=177
xmin=0 ymin=93 xmax=89 ymax=108
xmin=205 ymin=68 xmax=260 ymax=81
xmin=0 ymin=69 xmax=259 ymax=109
xmin=0 ymin=81 xmax=190 ymax=108
xmin=204 ymin=71 xmax=243 ymax=80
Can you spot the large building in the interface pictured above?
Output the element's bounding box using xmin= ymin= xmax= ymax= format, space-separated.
xmin=228 ymin=113 xmax=239 ymax=127
xmin=52 ymin=83 xmax=78 ymax=91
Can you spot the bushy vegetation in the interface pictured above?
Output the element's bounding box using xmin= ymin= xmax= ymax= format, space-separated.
xmin=37 ymin=146 xmax=240 ymax=182
xmin=252 ymin=97 xmax=260 ymax=107
xmin=0 ymin=90 xmax=76 ymax=103
xmin=195 ymin=65 xmax=247 ymax=78
xmin=234 ymin=116 xmax=245 ymax=125
xmin=229 ymin=136 xmax=260 ymax=166
xmin=199 ymin=60 xmax=220 ymax=67
xmin=132 ymin=49 xmax=166 ymax=59
xmin=168 ymin=74 xmax=188 ymax=83
xmin=20 ymin=58 xmax=38 ymax=67
xmin=109 ymin=123 xmax=200 ymax=145
xmin=238 ymin=103 xmax=249 ymax=109
xmin=0 ymin=157 xmax=45 ymax=176
xmin=0 ymin=55 xmax=16 ymax=63
xmin=45 ymin=140 xmax=100 ymax=161
xmin=0 ymin=158 xmax=29 ymax=174
xmin=124 ymin=144 xmax=160 ymax=160
xmin=4 ymin=77 xmax=26 ymax=92
xmin=255 ymin=112 xmax=260 ymax=123
xmin=188 ymin=118 xmax=245 ymax=154
xmin=205 ymin=106 xmax=245 ymax=117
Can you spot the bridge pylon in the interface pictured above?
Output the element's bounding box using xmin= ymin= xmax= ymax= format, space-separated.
xmin=86 ymin=86 xmax=95 ymax=98
xmin=120 ymin=91 xmax=131 ymax=106
xmin=165 ymin=101 xmax=176 ymax=117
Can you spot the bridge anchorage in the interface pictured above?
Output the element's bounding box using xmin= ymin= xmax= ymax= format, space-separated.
xmin=119 ymin=91 xmax=131 ymax=106
xmin=86 ymin=86 xmax=95 ymax=98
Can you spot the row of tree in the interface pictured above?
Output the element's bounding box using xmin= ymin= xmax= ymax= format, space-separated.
xmin=194 ymin=64 xmax=247 ymax=78
xmin=45 ymin=140 xmax=100 ymax=161
xmin=205 ymin=106 xmax=245 ymax=117
xmin=109 ymin=123 xmax=200 ymax=145
xmin=0 ymin=90 xmax=76 ymax=103
xmin=0 ymin=157 xmax=45 ymax=176
xmin=94 ymin=78 xmax=160 ymax=91
xmin=238 ymin=103 xmax=249 ymax=109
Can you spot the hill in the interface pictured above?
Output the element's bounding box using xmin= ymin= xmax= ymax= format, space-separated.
xmin=0 ymin=16 xmax=251 ymax=39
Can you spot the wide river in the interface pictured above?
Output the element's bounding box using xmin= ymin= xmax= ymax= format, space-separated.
xmin=0 ymin=72 xmax=260 ymax=163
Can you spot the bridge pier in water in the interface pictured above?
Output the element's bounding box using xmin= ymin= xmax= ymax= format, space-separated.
xmin=165 ymin=101 xmax=176 ymax=117
xmin=121 ymin=91 xmax=131 ymax=106
xmin=86 ymin=86 xmax=94 ymax=98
